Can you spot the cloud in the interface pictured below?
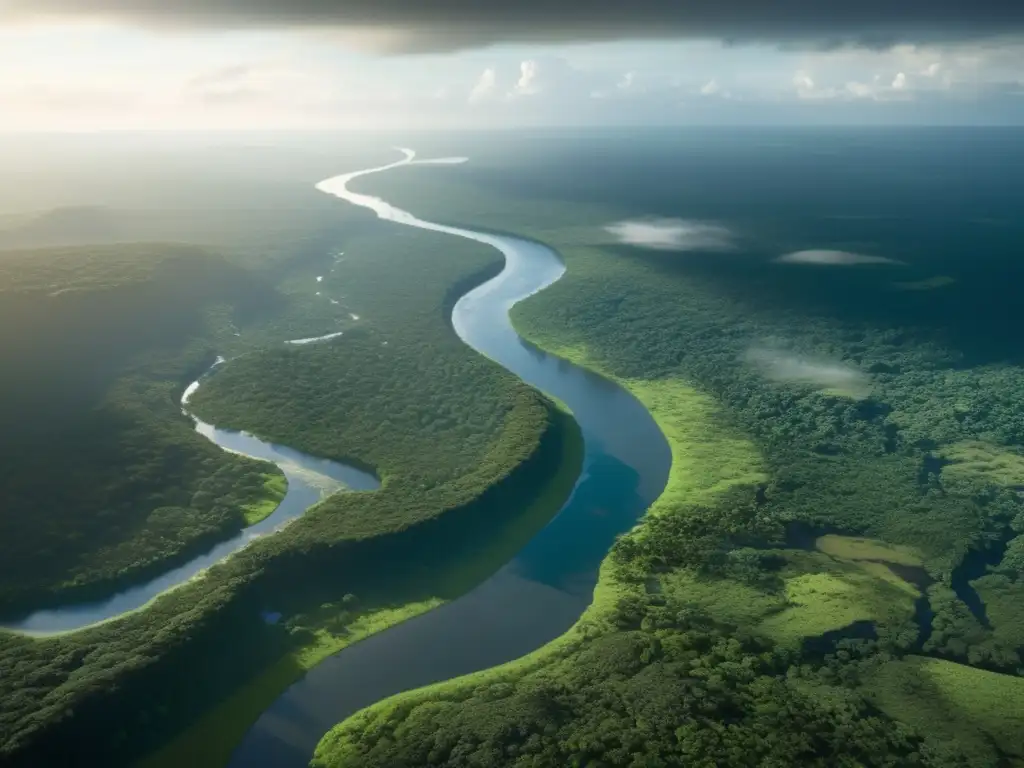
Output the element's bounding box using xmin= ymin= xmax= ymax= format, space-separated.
xmin=7 ymin=1 xmax=1024 ymax=54
xmin=605 ymin=217 xmax=736 ymax=251
xmin=507 ymin=56 xmax=599 ymax=100
xmin=513 ymin=60 xmax=542 ymax=96
xmin=468 ymin=67 xmax=496 ymax=103
xmin=700 ymin=78 xmax=720 ymax=95
xmin=744 ymin=345 xmax=871 ymax=399
xmin=776 ymin=249 xmax=902 ymax=265
xmin=793 ymin=70 xmax=838 ymax=99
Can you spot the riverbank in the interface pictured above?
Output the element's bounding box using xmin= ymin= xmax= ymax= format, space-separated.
xmin=311 ymin=352 xmax=765 ymax=766
xmin=140 ymin=398 xmax=584 ymax=768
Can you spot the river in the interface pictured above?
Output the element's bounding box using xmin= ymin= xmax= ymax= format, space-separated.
xmin=4 ymin=354 xmax=380 ymax=634
xmin=225 ymin=149 xmax=672 ymax=767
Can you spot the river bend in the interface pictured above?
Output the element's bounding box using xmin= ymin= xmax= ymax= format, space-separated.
xmin=227 ymin=149 xmax=672 ymax=766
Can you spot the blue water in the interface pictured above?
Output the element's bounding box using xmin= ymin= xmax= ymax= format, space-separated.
xmin=226 ymin=152 xmax=671 ymax=767
xmin=3 ymin=358 xmax=380 ymax=634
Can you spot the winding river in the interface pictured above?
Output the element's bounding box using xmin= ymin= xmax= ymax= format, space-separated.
xmin=227 ymin=150 xmax=672 ymax=767
xmin=1 ymin=148 xmax=671 ymax=765
xmin=5 ymin=354 xmax=380 ymax=634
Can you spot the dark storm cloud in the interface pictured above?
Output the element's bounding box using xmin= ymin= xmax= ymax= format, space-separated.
xmin=8 ymin=0 xmax=1024 ymax=53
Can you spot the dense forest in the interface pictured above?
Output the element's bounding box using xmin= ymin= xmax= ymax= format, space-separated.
xmin=317 ymin=134 xmax=1024 ymax=767
xmin=0 ymin=203 xmax=579 ymax=767
xmin=0 ymin=243 xmax=288 ymax=612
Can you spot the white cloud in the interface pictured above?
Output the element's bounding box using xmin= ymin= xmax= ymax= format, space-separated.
xmin=591 ymin=69 xmax=665 ymax=99
xmin=468 ymin=67 xmax=496 ymax=103
xmin=605 ymin=217 xmax=736 ymax=251
xmin=745 ymin=345 xmax=871 ymax=399
xmin=700 ymin=78 xmax=720 ymax=95
xmin=4 ymin=28 xmax=1024 ymax=131
xmin=513 ymin=59 xmax=542 ymax=96
xmin=793 ymin=69 xmax=840 ymax=99
xmin=776 ymin=249 xmax=903 ymax=266
xmin=507 ymin=56 xmax=598 ymax=100
xmin=793 ymin=70 xmax=815 ymax=92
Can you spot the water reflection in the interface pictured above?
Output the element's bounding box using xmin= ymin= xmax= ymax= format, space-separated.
xmin=512 ymin=454 xmax=644 ymax=593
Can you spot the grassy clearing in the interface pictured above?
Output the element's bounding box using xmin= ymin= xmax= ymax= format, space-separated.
xmin=815 ymin=534 xmax=924 ymax=566
xmin=240 ymin=472 xmax=289 ymax=526
xmin=940 ymin=440 xmax=1024 ymax=487
xmin=758 ymin=552 xmax=918 ymax=647
xmin=865 ymin=656 xmax=1024 ymax=763
xmin=922 ymin=656 xmax=1024 ymax=757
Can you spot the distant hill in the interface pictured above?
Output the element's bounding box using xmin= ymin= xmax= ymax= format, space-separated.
xmin=0 ymin=206 xmax=120 ymax=248
xmin=0 ymin=242 xmax=279 ymax=428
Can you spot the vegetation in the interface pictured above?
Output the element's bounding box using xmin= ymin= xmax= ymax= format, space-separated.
xmin=0 ymin=211 xmax=580 ymax=765
xmin=312 ymin=135 xmax=1024 ymax=767
xmin=0 ymin=244 xmax=288 ymax=613
xmin=815 ymin=535 xmax=924 ymax=567
xmin=940 ymin=441 xmax=1024 ymax=488
xmin=865 ymin=656 xmax=1024 ymax=764
xmin=311 ymin=373 xmax=928 ymax=767
xmin=242 ymin=474 xmax=289 ymax=526
xmin=7 ymin=132 xmax=1024 ymax=767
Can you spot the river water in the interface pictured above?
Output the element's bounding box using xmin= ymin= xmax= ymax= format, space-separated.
xmin=4 ymin=353 xmax=380 ymax=634
xmin=225 ymin=150 xmax=672 ymax=767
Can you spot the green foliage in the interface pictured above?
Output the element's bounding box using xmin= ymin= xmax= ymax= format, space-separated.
xmin=970 ymin=575 xmax=1024 ymax=665
xmin=940 ymin=441 xmax=1024 ymax=488
xmin=189 ymin=227 xmax=548 ymax=540
xmin=355 ymin=164 xmax=1024 ymax=576
xmin=758 ymin=560 xmax=916 ymax=648
xmin=0 ymin=215 xmax=579 ymax=768
xmin=316 ymin=613 xmax=938 ymax=768
xmin=241 ymin=474 xmax=288 ymax=525
xmin=815 ymin=535 xmax=924 ymax=566
xmin=0 ymin=244 xmax=286 ymax=611
xmin=310 ymin=163 xmax=1024 ymax=768
xmin=865 ymin=656 xmax=1024 ymax=764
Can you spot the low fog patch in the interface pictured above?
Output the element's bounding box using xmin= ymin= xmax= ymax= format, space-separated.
xmin=744 ymin=345 xmax=871 ymax=399
xmin=776 ymin=249 xmax=902 ymax=266
xmin=605 ymin=217 xmax=736 ymax=252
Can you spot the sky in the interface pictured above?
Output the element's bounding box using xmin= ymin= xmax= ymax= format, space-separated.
xmin=2 ymin=2 xmax=1024 ymax=130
